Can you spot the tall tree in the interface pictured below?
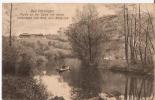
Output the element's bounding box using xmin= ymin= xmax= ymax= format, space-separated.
xmin=66 ymin=4 xmax=104 ymax=99
xmin=66 ymin=4 xmax=106 ymax=65
xmin=122 ymin=4 xmax=154 ymax=70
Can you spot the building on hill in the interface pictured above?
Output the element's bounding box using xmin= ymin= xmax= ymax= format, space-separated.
xmin=19 ymin=33 xmax=31 ymax=38
xmin=19 ymin=33 xmax=45 ymax=38
xmin=31 ymin=34 xmax=44 ymax=38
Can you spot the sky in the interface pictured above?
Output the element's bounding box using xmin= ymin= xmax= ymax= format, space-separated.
xmin=2 ymin=3 xmax=155 ymax=36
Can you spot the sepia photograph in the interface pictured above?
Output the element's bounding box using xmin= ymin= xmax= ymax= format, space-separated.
xmin=2 ymin=3 xmax=155 ymax=100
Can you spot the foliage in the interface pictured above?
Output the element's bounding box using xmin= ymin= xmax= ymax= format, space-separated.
xmin=3 ymin=75 xmax=48 ymax=100
xmin=66 ymin=4 xmax=107 ymax=65
xmin=3 ymin=36 xmax=38 ymax=76
xmin=2 ymin=35 xmax=72 ymax=76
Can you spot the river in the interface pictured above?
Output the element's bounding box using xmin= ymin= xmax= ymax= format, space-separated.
xmin=34 ymin=69 xmax=154 ymax=100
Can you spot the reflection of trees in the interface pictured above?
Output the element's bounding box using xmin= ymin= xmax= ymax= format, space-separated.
xmin=78 ymin=64 xmax=102 ymax=99
xmin=124 ymin=75 xmax=154 ymax=100
xmin=70 ymin=64 xmax=102 ymax=99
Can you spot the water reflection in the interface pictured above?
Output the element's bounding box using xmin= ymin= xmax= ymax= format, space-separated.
xmin=68 ymin=69 xmax=154 ymax=100
xmin=124 ymin=74 xmax=154 ymax=100
xmin=41 ymin=66 xmax=154 ymax=100
xmin=34 ymin=74 xmax=72 ymax=100
xmin=64 ymin=64 xmax=103 ymax=99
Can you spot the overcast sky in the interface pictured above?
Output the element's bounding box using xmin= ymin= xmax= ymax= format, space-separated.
xmin=2 ymin=3 xmax=155 ymax=36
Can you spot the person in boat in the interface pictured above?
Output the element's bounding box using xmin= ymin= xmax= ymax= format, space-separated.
xmin=56 ymin=65 xmax=71 ymax=74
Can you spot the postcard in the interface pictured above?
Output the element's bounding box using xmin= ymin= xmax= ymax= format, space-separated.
xmin=2 ymin=3 xmax=155 ymax=100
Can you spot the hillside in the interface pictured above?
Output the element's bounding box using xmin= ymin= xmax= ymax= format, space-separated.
xmin=13 ymin=15 xmax=126 ymax=68
xmin=98 ymin=15 xmax=126 ymax=67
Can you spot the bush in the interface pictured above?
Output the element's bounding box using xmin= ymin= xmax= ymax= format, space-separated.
xmin=3 ymin=75 xmax=48 ymax=100
xmin=2 ymin=37 xmax=19 ymax=75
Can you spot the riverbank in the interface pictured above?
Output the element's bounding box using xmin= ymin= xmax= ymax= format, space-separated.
xmin=109 ymin=66 xmax=154 ymax=77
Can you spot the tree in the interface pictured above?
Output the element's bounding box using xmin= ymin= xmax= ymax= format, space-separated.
xmin=66 ymin=4 xmax=106 ymax=65
xmin=118 ymin=4 xmax=154 ymax=69
xmin=66 ymin=4 xmax=103 ymax=99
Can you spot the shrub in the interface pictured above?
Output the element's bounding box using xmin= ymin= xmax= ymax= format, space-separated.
xmin=3 ymin=75 xmax=48 ymax=100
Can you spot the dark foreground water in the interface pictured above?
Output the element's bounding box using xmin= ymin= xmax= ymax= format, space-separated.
xmin=41 ymin=66 xmax=154 ymax=100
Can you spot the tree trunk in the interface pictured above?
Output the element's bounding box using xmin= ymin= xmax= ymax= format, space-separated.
xmin=87 ymin=23 xmax=92 ymax=63
xmin=9 ymin=3 xmax=12 ymax=46
xmin=124 ymin=4 xmax=129 ymax=66
xmin=152 ymin=5 xmax=155 ymax=98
